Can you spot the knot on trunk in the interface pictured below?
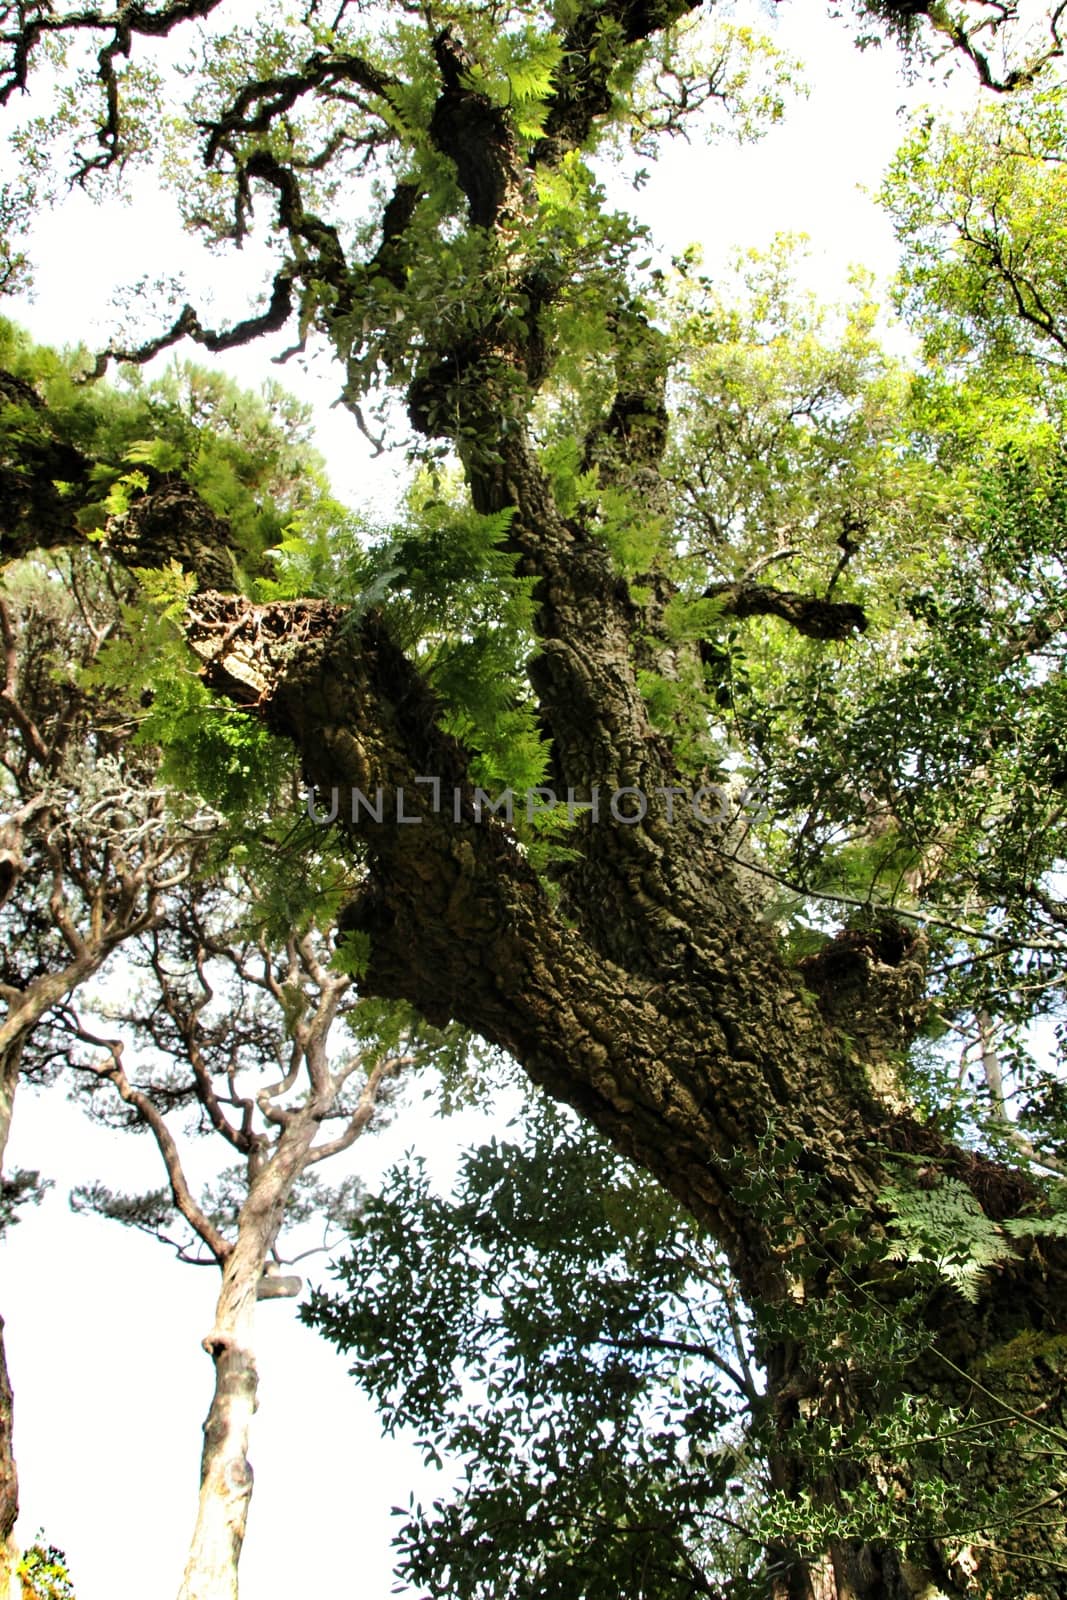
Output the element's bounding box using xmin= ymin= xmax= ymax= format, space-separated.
xmin=185 ymin=592 xmax=343 ymax=709
xmin=797 ymin=916 xmax=928 ymax=1063
xmin=256 ymin=1269 xmax=302 ymax=1300
xmin=407 ymin=339 xmax=523 ymax=438
xmin=111 ymin=483 xmax=240 ymax=592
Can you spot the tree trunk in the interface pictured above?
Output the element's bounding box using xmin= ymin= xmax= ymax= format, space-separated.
xmin=0 ymin=1041 xmax=18 ymax=1179
xmin=176 ymin=1124 xmax=316 ymax=1600
xmin=177 ymin=1297 xmax=258 ymax=1600
xmin=0 ymin=1016 xmax=31 ymax=1591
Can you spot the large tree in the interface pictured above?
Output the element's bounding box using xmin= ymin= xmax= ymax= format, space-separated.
xmin=2 ymin=3 xmax=1067 ymax=1597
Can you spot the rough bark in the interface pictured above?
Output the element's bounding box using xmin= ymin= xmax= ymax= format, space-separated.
xmin=702 ymin=581 xmax=869 ymax=641
xmin=177 ymin=33 xmax=1067 ymax=1574
xmin=185 ymin=589 xmax=1067 ymax=1598
xmin=188 ymin=595 xmax=883 ymax=1250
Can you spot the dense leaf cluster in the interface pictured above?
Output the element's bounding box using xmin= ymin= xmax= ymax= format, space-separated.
xmin=307 ymin=1100 xmax=757 ymax=1599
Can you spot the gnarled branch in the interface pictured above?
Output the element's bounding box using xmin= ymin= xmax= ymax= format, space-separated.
xmin=702 ymin=581 xmax=868 ymax=642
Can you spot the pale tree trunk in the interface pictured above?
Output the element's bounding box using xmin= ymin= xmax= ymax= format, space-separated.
xmin=0 ymin=1039 xmax=19 ymax=1178
xmin=0 ymin=1036 xmax=23 ymax=1600
xmin=0 ymin=1036 xmax=16 ymax=1598
xmin=176 ymin=1124 xmax=316 ymax=1600
xmin=0 ymin=1020 xmax=31 ymax=1591
xmin=177 ymin=1291 xmax=258 ymax=1600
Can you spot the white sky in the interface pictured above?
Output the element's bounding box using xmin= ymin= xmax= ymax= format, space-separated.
xmin=0 ymin=5 xmax=984 ymax=1598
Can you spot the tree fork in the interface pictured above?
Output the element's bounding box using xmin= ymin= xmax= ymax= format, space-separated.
xmin=183 ymin=596 xmax=960 ymax=1227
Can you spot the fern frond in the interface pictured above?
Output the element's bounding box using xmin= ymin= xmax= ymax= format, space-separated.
xmin=882 ymin=1176 xmax=1014 ymax=1302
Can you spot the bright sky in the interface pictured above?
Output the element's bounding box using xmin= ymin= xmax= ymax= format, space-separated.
xmin=0 ymin=5 xmax=983 ymax=1597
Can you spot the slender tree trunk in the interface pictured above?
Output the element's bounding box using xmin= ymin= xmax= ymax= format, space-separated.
xmin=177 ymin=1288 xmax=259 ymax=1600
xmin=176 ymin=1124 xmax=316 ymax=1600
xmin=0 ymin=1027 xmax=27 ymax=1594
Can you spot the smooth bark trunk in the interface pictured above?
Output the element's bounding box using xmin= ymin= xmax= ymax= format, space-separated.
xmin=176 ymin=1294 xmax=259 ymax=1600
xmin=0 ymin=1018 xmax=29 ymax=1586
xmin=176 ymin=1124 xmax=316 ymax=1600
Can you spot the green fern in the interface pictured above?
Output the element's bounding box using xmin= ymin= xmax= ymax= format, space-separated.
xmin=882 ymin=1175 xmax=1014 ymax=1302
xmin=1004 ymin=1209 xmax=1067 ymax=1243
xmin=463 ymin=28 xmax=563 ymax=139
xmin=79 ymin=565 xmax=291 ymax=821
xmin=123 ymin=436 xmax=185 ymax=472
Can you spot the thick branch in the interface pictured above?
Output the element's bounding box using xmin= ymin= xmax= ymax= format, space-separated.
xmin=0 ymin=380 xmax=245 ymax=586
xmin=702 ymin=581 xmax=868 ymax=641
xmin=183 ymin=591 xmax=902 ymax=1276
xmin=429 ymin=28 xmax=522 ymax=230
xmin=532 ymin=0 xmax=702 ymax=166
